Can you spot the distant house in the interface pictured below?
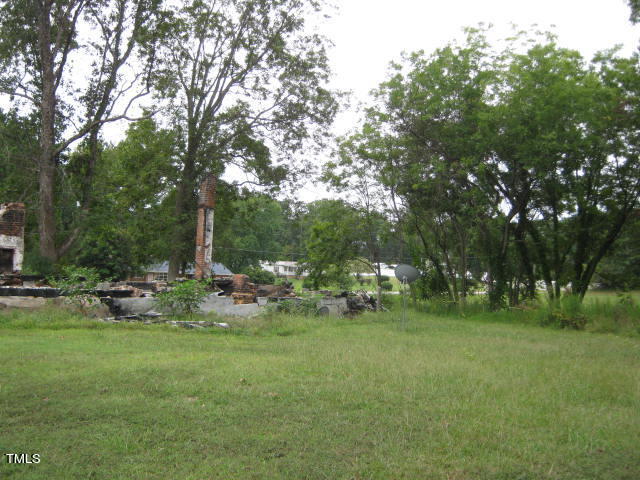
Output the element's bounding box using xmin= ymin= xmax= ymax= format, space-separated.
xmin=356 ymin=263 xmax=396 ymax=278
xmin=260 ymin=260 xmax=307 ymax=279
xmin=131 ymin=261 xmax=233 ymax=282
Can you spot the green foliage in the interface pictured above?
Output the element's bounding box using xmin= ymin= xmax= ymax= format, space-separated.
xmin=156 ymin=280 xmax=208 ymax=317
xmin=241 ymin=265 xmax=276 ymax=285
xmin=380 ymin=281 xmax=393 ymax=291
xmin=595 ymin=215 xmax=640 ymax=289
xmin=301 ymin=200 xmax=364 ymax=289
xmin=22 ymin=251 xmax=55 ymax=277
xmin=74 ymin=228 xmax=140 ymax=281
xmin=48 ymin=265 xmax=101 ymax=313
xmin=156 ymin=0 xmax=337 ymax=274
xmin=215 ymin=191 xmax=287 ymax=272
xmin=346 ymin=27 xmax=640 ymax=308
xmin=0 ymin=109 xmax=39 ymax=203
xmin=413 ymin=268 xmax=452 ymax=299
xmin=87 ymin=118 xmax=180 ymax=265
xmin=540 ymin=296 xmax=588 ymax=330
xmin=629 ymin=0 xmax=640 ymax=23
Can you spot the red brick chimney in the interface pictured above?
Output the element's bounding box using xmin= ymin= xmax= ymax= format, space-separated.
xmin=195 ymin=175 xmax=217 ymax=280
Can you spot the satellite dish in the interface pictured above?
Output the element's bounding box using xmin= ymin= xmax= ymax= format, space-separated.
xmin=394 ymin=264 xmax=420 ymax=284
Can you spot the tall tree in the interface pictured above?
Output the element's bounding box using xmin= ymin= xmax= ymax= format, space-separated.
xmin=0 ymin=0 xmax=161 ymax=261
xmin=345 ymin=29 xmax=640 ymax=306
xmin=155 ymin=0 xmax=337 ymax=280
xmin=325 ymin=143 xmax=395 ymax=309
xmin=629 ymin=0 xmax=640 ymax=23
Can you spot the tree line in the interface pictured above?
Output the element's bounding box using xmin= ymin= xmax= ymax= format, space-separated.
xmin=0 ymin=0 xmax=337 ymax=280
xmin=336 ymin=27 xmax=640 ymax=308
xmin=1 ymin=2 xmax=639 ymax=308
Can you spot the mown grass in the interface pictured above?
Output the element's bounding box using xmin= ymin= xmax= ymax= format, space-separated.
xmin=1 ymin=306 xmax=639 ymax=479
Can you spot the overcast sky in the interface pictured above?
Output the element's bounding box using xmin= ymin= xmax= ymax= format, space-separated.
xmin=325 ymin=0 xmax=638 ymax=101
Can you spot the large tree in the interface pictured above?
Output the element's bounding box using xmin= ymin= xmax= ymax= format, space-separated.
xmin=0 ymin=0 xmax=161 ymax=261
xmin=155 ymin=0 xmax=337 ymax=280
xmin=346 ymin=30 xmax=640 ymax=307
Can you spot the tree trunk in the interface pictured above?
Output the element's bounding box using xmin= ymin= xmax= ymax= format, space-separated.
xmin=573 ymin=208 xmax=632 ymax=299
xmin=513 ymin=213 xmax=535 ymax=301
xmin=168 ymin=181 xmax=188 ymax=281
xmin=37 ymin=2 xmax=58 ymax=261
xmin=168 ymin=149 xmax=197 ymax=281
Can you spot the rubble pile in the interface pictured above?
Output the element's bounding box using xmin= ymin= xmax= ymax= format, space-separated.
xmin=229 ymin=274 xmax=257 ymax=304
xmin=255 ymin=281 xmax=296 ymax=298
xmin=1 ymin=271 xmax=384 ymax=318
xmin=344 ymin=290 xmax=379 ymax=313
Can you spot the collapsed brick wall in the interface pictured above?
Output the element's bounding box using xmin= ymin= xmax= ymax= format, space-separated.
xmin=0 ymin=203 xmax=26 ymax=273
xmin=231 ymin=274 xmax=257 ymax=304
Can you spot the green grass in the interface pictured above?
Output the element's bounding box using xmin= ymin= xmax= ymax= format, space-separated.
xmin=1 ymin=308 xmax=639 ymax=479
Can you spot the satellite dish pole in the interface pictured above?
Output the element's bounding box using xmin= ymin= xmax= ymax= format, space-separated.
xmin=394 ymin=264 xmax=420 ymax=328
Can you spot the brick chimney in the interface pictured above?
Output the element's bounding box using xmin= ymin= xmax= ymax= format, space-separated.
xmin=194 ymin=175 xmax=217 ymax=280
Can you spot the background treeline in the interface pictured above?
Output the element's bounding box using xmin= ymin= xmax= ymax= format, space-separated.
xmin=336 ymin=28 xmax=640 ymax=309
xmin=0 ymin=0 xmax=338 ymax=280
xmin=1 ymin=2 xmax=639 ymax=309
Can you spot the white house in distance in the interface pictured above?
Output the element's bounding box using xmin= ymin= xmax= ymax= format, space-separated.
xmin=357 ymin=263 xmax=396 ymax=278
xmin=259 ymin=260 xmax=397 ymax=280
xmin=260 ymin=260 xmax=308 ymax=279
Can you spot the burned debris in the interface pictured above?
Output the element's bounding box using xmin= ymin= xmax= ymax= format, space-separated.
xmin=0 ymin=200 xmax=382 ymax=319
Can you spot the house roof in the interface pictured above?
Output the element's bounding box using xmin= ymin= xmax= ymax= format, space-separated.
xmin=146 ymin=261 xmax=233 ymax=276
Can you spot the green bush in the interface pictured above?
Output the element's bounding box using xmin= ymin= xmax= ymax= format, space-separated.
xmin=48 ymin=265 xmax=101 ymax=314
xmin=242 ymin=265 xmax=276 ymax=285
xmin=381 ymin=281 xmax=393 ymax=291
xmin=22 ymin=251 xmax=56 ymax=277
xmin=156 ymin=280 xmax=208 ymax=317
xmin=75 ymin=228 xmax=141 ymax=280
xmin=380 ymin=275 xmax=390 ymax=282
xmin=538 ymin=296 xmax=587 ymax=330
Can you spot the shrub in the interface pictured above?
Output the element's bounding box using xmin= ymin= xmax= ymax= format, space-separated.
xmin=22 ymin=251 xmax=55 ymax=277
xmin=380 ymin=275 xmax=390 ymax=282
xmin=242 ymin=265 xmax=276 ymax=285
xmin=381 ymin=281 xmax=393 ymax=291
xmin=538 ymin=296 xmax=587 ymax=330
xmin=156 ymin=280 xmax=208 ymax=317
xmin=75 ymin=228 xmax=140 ymax=280
xmin=48 ymin=265 xmax=101 ymax=314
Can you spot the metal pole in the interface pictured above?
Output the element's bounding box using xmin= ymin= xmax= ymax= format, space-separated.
xmin=402 ymin=276 xmax=408 ymax=328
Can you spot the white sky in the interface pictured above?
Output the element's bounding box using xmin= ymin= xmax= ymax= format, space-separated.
xmin=326 ymin=0 xmax=638 ymax=101
xmin=292 ymin=0 xmax=640 ymax=201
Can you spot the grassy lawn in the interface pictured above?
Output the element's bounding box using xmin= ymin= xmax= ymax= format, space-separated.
xmin=1 ymin=309 xmax=639 ymax=479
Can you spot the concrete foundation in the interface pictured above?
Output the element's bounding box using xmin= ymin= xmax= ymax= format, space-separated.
xmin=111 ymin=294 xmax=262 ymax=318
xmin=317 ymin=297 xmax=348 ymax=316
